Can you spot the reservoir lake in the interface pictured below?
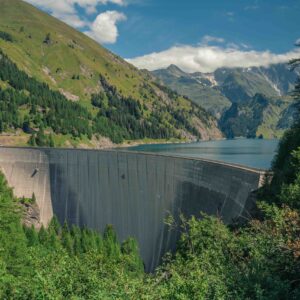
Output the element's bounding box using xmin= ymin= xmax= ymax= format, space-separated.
xmin=126 ymin=139 xmax=279 ymax=170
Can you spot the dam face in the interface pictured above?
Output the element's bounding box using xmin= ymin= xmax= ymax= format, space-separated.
xmin=0 ymin=147 xmax=264 ymax=271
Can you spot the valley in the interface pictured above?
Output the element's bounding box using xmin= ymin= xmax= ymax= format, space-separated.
xmin=153 ymin=63 xmax=299 ymax=139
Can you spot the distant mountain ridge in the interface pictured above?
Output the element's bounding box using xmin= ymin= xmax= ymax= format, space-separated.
xmin=153 ymin=63 xmax=299 ymax=138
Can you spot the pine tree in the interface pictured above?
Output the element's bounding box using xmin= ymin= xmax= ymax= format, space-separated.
xmin=38 ymin=225 xmax=48 ymax=244
xmin=121 ymin=237 xmax=144 ymax=272
xmin=28 ymin=133 xmax=36 ymax=146
xmin=103 ymin=225 xmax=120 ymax=258
xmin=49 ymin=134 xmax=55 ymax=147
xmin=47 ymin=226 xmax=60 ymax=250
xmin=48 ymin=216 xmax=61 ymax=235
xmin=36 ymin=126 xmax=46 ymax=146
xmin=24 ymin=225 xmax=39 ymax=247
xmin=71 ymin=225 xmax=82 ymax=255
xmin=31 ymin=193 xmax=36 ymax=204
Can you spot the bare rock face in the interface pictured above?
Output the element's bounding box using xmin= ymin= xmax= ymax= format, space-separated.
xmin=21 ymin=202 xmax=42 ymax=229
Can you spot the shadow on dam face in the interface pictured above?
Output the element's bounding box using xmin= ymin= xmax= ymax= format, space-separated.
xmin=0 ymin=147 xmax=265 ymax=272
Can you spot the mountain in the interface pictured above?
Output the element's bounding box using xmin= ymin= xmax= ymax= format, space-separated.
xmin=0 ymin=0 xmax=222 ymax=148
xmin=220 ymin=94 xmax=293 ymax=138
xmin=152 ymin=65 xmax=231 ymax=118
xmin=214 ymin=64 xmax=298 ymax=102
xmin=153 ymin=64 xmax=299 ymax=138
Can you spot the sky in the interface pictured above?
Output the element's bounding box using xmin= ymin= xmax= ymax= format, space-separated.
xmin=25 ymin=0 xmax=300 ymax=73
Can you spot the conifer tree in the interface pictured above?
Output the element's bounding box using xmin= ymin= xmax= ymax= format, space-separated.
xmin=103 ymin=225 xmax=120 ymax=258
xmin=38 ymin=225 xmax=48 ymax=244
xmin=48 ymin=216 xmax=61 ymax=235
xmin=24 ymin=225 xmax=39 ymax=247
xmin=49 ymin=134 xmax=55 ymax=147
xmin=31 ymin=193 xmax=36 ymax=204
xmin=61 ymin=222 xmax=74 ymax=255
xmin=71 ymin=225 xmax=83 ymax=255
xmin=28 ymin=134 xmax=36 ymax=146
xmin=47 ymin=226 xmax=60 ymax=250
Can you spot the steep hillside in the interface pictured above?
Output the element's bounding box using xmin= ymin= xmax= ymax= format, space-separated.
xmin=220 ymin=94 xmax=294 ymax=139
xmin=153 ymin=65 xmax=231 ymax=118
xmin=214 ymin=64 xmax=298 ymax=102
xmin=153 ymin=64 xmax=298 ymax=138
xmin=0 ymin=0 xmax=222 ymax=147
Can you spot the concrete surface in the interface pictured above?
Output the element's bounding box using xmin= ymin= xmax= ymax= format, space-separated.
xmin=0 ymin=147 xmax=264 ymax=271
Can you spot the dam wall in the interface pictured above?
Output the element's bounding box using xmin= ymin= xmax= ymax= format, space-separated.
xmin=0 ymin=147 xmax=265 ymax=271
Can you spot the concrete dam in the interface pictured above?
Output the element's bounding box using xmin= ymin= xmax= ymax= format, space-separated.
xmin=0 ymin=147 xmax=265 ymax=271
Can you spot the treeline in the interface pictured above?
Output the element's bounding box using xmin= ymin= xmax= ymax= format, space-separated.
xmin=92 ymin=75 xmax=179 ymax=142
xmin=92 ymin=75 xmax=206 ymax=143
xmin=0 ymin=51 xmax=205 ymax=145
xmin=0 ymin=179 xmax=143 ymax=298
xmin=24 ymin=217 xmax=142 ymax=265
xmin=0 ymin=31 xmax=13 ymax=42
xmin=0 ymin=51 xmax=92 ymax=143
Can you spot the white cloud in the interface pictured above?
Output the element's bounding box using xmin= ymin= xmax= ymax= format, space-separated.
xmin=24 ymin=0 xmax=126 ymax=28
xmin=200 ymin=35 xmax=224 ymax=45
xmin=55 ymin=12 xmax=88 ymax=28
xmin=24 ymin=0 xmax=127 ymax=44
xmin=126 ymin=44 xmax=300 ymax=73
xmin=295 ymin=38 xmax=300 ymax=46
xmin=85 ymin=11 xmax=126 ymax=44
xmin=25 ymin=0 xmax=126 ymax=16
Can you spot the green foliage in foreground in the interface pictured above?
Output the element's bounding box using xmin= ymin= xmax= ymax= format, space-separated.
xmin=152 ymin=207 xmax=300 ymax=300
xmin=0 ymin=182 xmax=144 ymax=299
xmin=1 ymin=140 xmax=300 ymax=299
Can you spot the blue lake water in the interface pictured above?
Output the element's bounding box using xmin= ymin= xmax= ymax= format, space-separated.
xmin=126 ymin=139 xmax=279 ymax=170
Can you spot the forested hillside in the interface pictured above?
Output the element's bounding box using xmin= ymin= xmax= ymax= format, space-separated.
xmin=220 ymin=93 xmax=293 ymax=138
xmin=1 ymin=56 xmax=300 ymax=300
xmin=0 ymin=0 xmax=222 ymax=147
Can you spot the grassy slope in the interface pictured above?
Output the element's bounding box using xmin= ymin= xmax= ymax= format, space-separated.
xmin=220 ymin=70 xmax=279 ymax=103
xmin=220 ymin=94 xmax=294 ymax=139
xmin=256 ymin=97 xmax=293 ymax=139
xmin=0 ymin=0 xmax=222 ymax=147
xmin=0 ymin=0 xmax=147 ymax=105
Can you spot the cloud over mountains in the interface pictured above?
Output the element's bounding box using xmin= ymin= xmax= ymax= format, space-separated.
xmin=127 ymin=42 xmax=300 ymax=73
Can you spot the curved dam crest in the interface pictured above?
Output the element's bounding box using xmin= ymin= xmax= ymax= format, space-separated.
xmin=0 ymin=147 xmax=265 ymax=271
